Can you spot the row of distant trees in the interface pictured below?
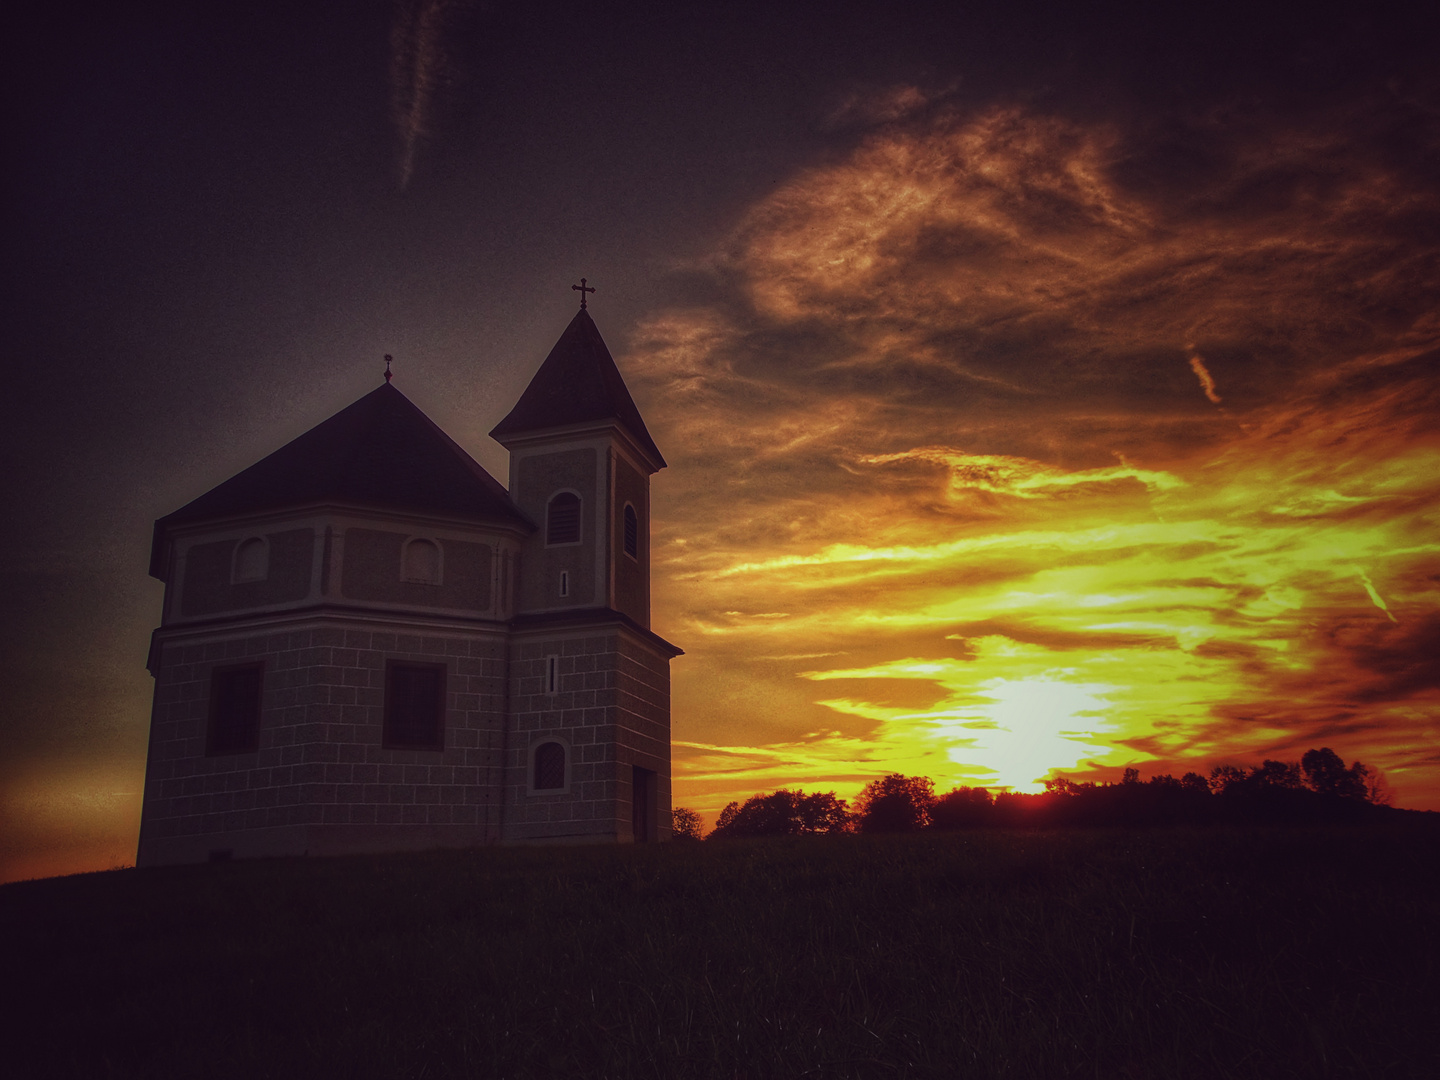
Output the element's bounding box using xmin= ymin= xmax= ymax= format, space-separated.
xmin=671 ymin=748 xmax=1394 ymax=839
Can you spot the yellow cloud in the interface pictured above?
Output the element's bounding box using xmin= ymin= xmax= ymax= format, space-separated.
xmin=646 ymin=102 xmax=1440 ymax=822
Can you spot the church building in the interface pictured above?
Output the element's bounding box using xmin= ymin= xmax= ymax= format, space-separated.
xmin=136 ymin=296 xmax=681 ymax=866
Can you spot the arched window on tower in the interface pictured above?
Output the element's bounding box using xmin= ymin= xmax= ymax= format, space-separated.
xmin=533 ymin=741 xmax=566 ymax=791
xmin=403 ymin=538 xmax=442 ymax=584
xmin=547 ymin=492 xmax=581 ymax=545
xmin=232 ymin=536 xmax=269 ymax=583
xmin=623 ymin=504 xmax=639 ymax=560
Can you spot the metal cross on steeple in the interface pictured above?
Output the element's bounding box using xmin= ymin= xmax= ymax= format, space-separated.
xmin=572 ymin=278 xmax=596 ymax=309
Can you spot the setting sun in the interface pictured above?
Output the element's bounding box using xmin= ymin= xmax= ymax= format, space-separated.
xmin=5 ymin=1 xmax=1438 ymax=881
xmin=640 ymin=103 xmax=1440 ymax=823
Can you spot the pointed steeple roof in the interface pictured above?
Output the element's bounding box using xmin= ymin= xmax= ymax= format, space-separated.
xmin=489 ymin=309 xmax=666 ymax=469
xmin=150 ymin=383 xmax=530 ymax=578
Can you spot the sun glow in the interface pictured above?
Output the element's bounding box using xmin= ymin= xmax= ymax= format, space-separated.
xmin=636 ymin=98 xmax=1440 ymax=823
xmin=803 ymin=648 xmax=1119 ymax=792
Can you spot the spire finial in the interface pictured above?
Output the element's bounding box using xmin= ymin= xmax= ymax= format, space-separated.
xmin=384 ymin=354 xmax=393 ymax=383
xmin=572 ymin=277 xmax=596 ymax=309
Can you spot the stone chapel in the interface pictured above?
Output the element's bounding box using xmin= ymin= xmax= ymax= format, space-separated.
xmin=136 ymin=299 xmax=680 ymax=866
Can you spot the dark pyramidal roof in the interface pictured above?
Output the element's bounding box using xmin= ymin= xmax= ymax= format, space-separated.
xmin=490 ymin=308 xmax=666 ymax=469
xmin=150 ymin=383 xmax=529 ymax=578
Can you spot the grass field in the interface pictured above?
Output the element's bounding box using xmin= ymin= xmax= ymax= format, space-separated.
xmin=4 ymin=825 xmax=1437 ymax=1078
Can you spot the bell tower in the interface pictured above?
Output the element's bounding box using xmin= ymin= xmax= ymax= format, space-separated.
xmin=489 ymin=304 xmax=666 ymax=626
xmin=490 ymin=295 xmax=679 ymax=843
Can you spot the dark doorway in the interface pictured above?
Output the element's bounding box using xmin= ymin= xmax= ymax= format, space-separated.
xmin=632 ymin=766 xmax=655 ymax=842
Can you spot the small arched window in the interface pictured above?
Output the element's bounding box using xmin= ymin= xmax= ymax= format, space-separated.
xmin=233 ymin=537 xmax=268 ymax=583
xmin=403 ymin=538 xmax=441 ymax=584
xmin=534 ymin=741 xmax=566 ymax=790
xmin=547 ymin=492 xmax=581 ymax=545
xmin=623 ymin=504 xmax=639 ymax=559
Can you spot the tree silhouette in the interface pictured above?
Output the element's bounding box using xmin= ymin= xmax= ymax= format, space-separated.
xmin=710 ymin=789 xmax=853 ymax=838
xmin=1301 ymin=747 xmax=1371 ymax=800
xmin=702 ymin=747 xmax=1395 ymax=840
xmin=1363 ymin=767 xmax=1394 ymax=807
xmin=930 ymin=786 xmax=993 ymax=829
xmin=855 ymin=774 xmax=936 ymax=833
xmin=1251 ymin=759 xmax=1304 ymax=790
xmin=1208 ymin=764 xmax=1247 ymax=794
xmin=671 ymin=806 xmax=704 ymax=840
xmin=793 ymin=790 xmax=854 ymax=834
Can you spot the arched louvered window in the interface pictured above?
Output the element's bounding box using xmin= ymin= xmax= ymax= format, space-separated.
xmin=403 ymin=538 xmax=441 ymax=584
xmin=233 ymin=537 xmax=268 ymax=583
xmin=533 ymin=741 xmax=566 ymax=791
xmin=623 ymin=504 xmax=639 ymax=559
xmin=547 ymin=492 xmax=581 ymax=545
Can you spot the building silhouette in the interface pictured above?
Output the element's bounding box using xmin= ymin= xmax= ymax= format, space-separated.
xmin=137 ymin=304 xmax=679 ymax=866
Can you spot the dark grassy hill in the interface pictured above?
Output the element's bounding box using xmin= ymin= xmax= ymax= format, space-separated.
xmin=4 ymin=826 xmax=1438 ymax=1078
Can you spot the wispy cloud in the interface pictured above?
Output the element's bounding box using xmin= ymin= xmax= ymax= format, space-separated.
xmin=390 ymin=0 xmax=470 ymax=190
xmin=635 ymin=95 xmax=1440 ymax=819
xmin=1188 ymin=352 xmax=1222 ymax=404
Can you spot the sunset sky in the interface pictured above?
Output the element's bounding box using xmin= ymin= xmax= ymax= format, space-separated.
xmin=5 ymin=0 xmax=1438 ymax=881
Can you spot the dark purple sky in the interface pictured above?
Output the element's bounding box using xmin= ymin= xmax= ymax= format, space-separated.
xmin=5 ymin=0 xmax=1438 ymax=880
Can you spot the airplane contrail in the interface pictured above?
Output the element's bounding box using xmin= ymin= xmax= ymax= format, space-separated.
xmin=1187 ymin=350 xmax=1223 ymax=405
xmin=390 ymin=0 xmax=468 ymax=191
xmin=1355 ymin=567 xmax=1400 ymax=624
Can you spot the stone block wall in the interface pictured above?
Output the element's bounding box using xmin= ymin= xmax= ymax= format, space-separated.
xmin=340 ymin=529 xmax=493 ymax=610
xmin=180 ymin=528 xmax=315 ymax=617
xmin=503 ymin=629 xmax=623 ymax=842
xmin=513 ymin=446 xmax=601 ymax=613
xmin=614 ymin=632 xmax=673 ymax=839
xmin=136 ymin=617 xmax=509 ymax=865
xmin=611 ymin=451 xmax=650 ymax=625
xmin=501 ymin=623 xmax=673 ymax=843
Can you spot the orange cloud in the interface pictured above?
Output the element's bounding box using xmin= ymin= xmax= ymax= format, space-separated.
xmin=1188 ymin=353 xmax=1222 ymax=404
xmin=632 ymin=99 xmax=1440 ymax=822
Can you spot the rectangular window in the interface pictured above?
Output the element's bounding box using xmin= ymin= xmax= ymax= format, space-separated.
xmin=384 ymin=662 xmax=445 ymax=750
xmin=545 ymin=655 xmax=560 ymax=695
xmin=559 ymin=571 xmax=569 ymax=598
xmin=207 ymin=664 xmax=263 ymax=755
xmin=533 ymin=741 xmax=566 ymax=791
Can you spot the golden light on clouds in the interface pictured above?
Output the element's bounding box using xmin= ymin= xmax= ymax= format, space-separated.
xmin=636 ymin=99 xmax=1440 ymax=822
xmin=804 ymin=649 xmax=1119 ymax=794
xmin=0 ymin=768 xmax=142 ymax=883
xmin=1188 ymin=353 xmax=1223 ymax=404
